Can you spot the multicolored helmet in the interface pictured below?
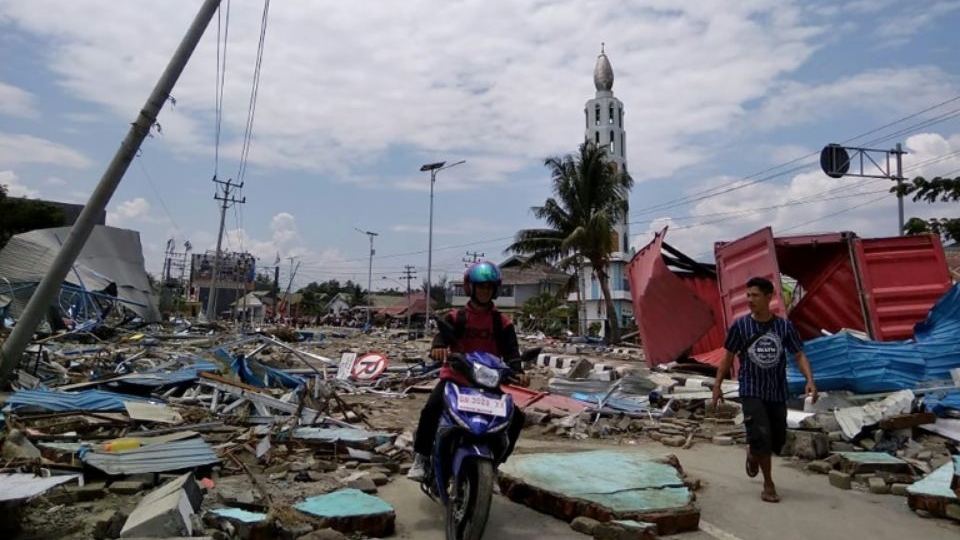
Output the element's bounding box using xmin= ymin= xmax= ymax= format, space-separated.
xmin=463 ymin=261 xmax=502 ymax=300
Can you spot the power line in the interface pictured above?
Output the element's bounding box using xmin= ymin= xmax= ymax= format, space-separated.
xmin=236 ymin=0 xmax=272 ymax=185
xmin=135 ymin=154 xmax=181 ymax=236
xmin=213 ymin=0 xmax=231 ymax=177
xmin=627 ymin=95 xmax=960 ymax=219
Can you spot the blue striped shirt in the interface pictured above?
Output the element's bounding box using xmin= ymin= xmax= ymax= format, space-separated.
xmin=724 ymin=315 xmax=803 ymax=402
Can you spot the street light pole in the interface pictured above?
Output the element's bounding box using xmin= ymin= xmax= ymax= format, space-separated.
xmin=355 ymin=228 xmax=378 ymax=329
xmin=420 ymin=160 xmax=465 ymax=327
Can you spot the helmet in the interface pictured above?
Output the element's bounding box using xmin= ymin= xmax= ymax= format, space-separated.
xmin=463 ymin=261 xmax=502 ymax=300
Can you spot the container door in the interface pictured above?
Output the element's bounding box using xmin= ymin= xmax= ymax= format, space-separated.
xmin=715 ymin=226 xmax=786 ymax=329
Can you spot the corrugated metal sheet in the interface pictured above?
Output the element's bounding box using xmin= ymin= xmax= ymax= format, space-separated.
xmin=856 ymin=235 xmax=952 ymax=341
xmin=626 ymin=228 xmax=718 ymax=365
xmin=0 ymin=473 xmax=81 ymax=502
xmin=82 ymin=438 xmax=220 ymax=475
xmin=675 ymin=274 xmax=725 ymax=355
xmin=6 ymin=388 xmax=157 ymax=413
xmin=714 ymin=227 xmax=786 ymax=328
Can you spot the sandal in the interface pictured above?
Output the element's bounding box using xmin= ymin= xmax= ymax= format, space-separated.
xmin=745 ymin=455 xmax=759 ymax=478
xmin=761 ymin=489 xmax=780 ymax=503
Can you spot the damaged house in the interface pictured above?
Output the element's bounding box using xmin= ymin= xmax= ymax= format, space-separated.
xmin=0 ymin=225 xmax=160 ymax=330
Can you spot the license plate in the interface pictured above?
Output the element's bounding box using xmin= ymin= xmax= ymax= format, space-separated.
xmin=457 ymin=393 xmax=507 ymax=417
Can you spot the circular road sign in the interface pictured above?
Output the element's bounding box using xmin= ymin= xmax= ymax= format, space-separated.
xmin=820 ymin=144 xmax=850 ymax=179
xmin=351 ymin=352 xmax=389 ymax=381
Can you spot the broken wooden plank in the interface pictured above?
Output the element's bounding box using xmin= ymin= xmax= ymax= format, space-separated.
xmin=878 ymin=411 xmax=937 ymax=431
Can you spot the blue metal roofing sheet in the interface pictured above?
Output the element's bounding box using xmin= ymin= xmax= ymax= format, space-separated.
xmin=6 ymin=389 xmax=158 ymax=413
xmin=81 ymin=438 xmax=220 ymax=475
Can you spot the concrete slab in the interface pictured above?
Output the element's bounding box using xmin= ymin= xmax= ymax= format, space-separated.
xmin=120 ymin=488 xmax=193 ymax=538
xmin=497 ymin=450 xmax=699 ymax=535
xmin=295 ymin=488 xmax=396 ymax=537
xmin=144 ymin=472 xmax=203 ymax=512
xmin=908 ymin=459 xmax=959 ymax=521
xmin=832 ymin=452 xmax=912 ymax=475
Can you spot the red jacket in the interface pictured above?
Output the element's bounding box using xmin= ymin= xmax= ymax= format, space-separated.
xmin=433 ymin=303 xmax=518 ymax=386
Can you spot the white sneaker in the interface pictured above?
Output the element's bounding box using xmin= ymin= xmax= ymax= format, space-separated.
xmin=407 ymin=454 xmax=428 ymax=481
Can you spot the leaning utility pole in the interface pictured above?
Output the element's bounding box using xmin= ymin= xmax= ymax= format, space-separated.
xmin=0 ymin=0 xmax=223 ymax=385
xmin=205 ymin=177 xmax=245 ymax=320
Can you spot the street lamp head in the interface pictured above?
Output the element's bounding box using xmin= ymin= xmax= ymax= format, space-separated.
xmin=420 ymin=161 xmax=446 ymax=171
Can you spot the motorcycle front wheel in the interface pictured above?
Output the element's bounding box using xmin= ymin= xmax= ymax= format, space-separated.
xmin=445 ymin=459 xmax=494 ymax=540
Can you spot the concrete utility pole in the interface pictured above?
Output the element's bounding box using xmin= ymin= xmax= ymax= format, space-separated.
xmin=402 ymin=265 xmax=417 ymax=331
xmin=0 ymin=0 xmax=223 ymax=385
xmin=205 ymin=177 xmax=245 ymax=320
xmin=420 ymin=159 xmax=465 ymax=325
xmin=354 ymin=228 xmax=378 ymax=328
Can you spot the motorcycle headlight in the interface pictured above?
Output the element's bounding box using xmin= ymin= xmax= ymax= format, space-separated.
xmin=472 ymin=363 xmax=501 ymax=389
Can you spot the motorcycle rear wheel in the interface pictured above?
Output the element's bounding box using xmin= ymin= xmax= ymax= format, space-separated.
xmin=445 ymin=459 xmax=494 ymax=540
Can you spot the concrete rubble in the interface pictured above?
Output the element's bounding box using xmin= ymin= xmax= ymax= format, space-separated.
xmin=0 ymin=314 xmax=958 ymax=539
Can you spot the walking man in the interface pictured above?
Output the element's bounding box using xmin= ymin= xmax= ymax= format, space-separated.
xmin=712 ymin=276 xmax=817 ymax=503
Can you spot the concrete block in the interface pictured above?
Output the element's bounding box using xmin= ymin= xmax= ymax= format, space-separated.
xmin=120 ymin=488 xmax=193 ymax=538
xmin=297 ymin=529 xmax=348 ymax=540
xmin=145 ymin=473 xmax=204 ymax=512
xmin=791 ymin=431 xmax=829 ymax=460
xmin=807 ymin=461 xmax=833 ymax=474
xmin=890 ymin=483 xmax=910 ymax=496
xmin=711 ymin=436 xmax=734 ymax=446
xmin=829 ymin=470 xmax=852 ymax=490
xmin=345 ymin=477 xmax=378 ymax=494
xmin=830 ymin=442 xmax=855 ymax=452
xmin=571 ymin=516 xmax=600 ymax=535
xmin=868 ymin=477 xmax=889 ymax=494
xmin=88 ymin=509 xmax=125 ymax=540
xmin=110 ymin=481 xmax=146 ymax=495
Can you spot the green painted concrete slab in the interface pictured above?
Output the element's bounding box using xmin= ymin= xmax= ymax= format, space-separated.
xmin=210 ymin=507 xmax=267 ymax=523
xmin=499 ymin=450 xmax=692 ymax=512
xmin=295 ymin=488 xmax=394 ymax=518
xmin=907 ymin=462 xmax=958 ymax=500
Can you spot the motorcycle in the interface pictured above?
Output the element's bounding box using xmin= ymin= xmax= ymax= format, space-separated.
xmin=419 ymin=345 xmax=541 ymax=540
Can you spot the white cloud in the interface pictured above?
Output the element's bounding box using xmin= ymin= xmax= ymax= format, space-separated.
xmin=46 ymin=177 xmax=67 ymax=186
xmin=0 ymin=82 xmax=39 ymax=117
xmin=875 ymin=1 xmax=960 ymax=40
xmin=0 ymin=0 xmax=831 ymax=184
xmin=754 ymin=67 xmax=958 ymax=131
xmin=0 ymin=133 xmax=93 ymax=169
xmin=108 ymin=197 xmax=159 ymax=226
xmin=0 ymin=170 xmax=41 ymax=198
xmin=903 ymin=132 xmax=960 ymax=178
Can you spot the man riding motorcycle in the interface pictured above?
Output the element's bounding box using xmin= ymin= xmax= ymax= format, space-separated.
xmin=407 ymin=260 xmax=529 ymax=481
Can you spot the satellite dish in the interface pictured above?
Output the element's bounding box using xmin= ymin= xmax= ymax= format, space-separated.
xmin=820 ymin=144 xmax=850 ymax=179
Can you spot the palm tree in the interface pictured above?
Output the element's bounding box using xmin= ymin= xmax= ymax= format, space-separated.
xmin=506 ymin=141 xmax=633 ymax=342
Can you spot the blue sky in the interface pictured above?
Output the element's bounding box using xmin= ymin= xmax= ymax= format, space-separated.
xmin=1 ymin=0 xmax=959 ymax=291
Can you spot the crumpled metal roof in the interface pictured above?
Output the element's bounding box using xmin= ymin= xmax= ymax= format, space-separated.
xmin=81 ymin=438 xmax=220 ymax=475
xmin=0 ymin=225 xmax=160 ymax=321
xmin=5 ymin=388 xmax=158 ymax=413
xmin=788 ymin=283 xmax=960 ymax=395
